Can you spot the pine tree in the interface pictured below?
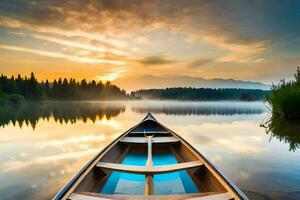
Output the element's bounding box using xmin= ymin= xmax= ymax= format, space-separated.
xmin=295 ymin=66 xmax=300 ymax=83
xmin=0 ymin=73 xmax=129 ymax=101
xmin=52 ymin=79 xmax=58 ymax=98
xmin=45 ymin=80 xmax=51 ymax=97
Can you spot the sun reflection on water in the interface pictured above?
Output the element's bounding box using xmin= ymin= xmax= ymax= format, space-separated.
xmin=0 ymin=101 xmax=299 ymax=200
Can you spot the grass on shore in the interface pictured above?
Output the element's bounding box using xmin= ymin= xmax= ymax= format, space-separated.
xmin=267 ymin=67 xmax=300 ymax=119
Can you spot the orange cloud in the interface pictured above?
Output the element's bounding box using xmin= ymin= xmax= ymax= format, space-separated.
xmin=0 ymin=44 xmax=124 ymax=64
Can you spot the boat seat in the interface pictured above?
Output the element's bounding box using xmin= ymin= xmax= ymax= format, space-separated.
xmin=130 ymin=131 xmax=170 ymax=134
xmin=119 ymin=136 xmax=180 ymax=144
xmin=69 ymin=192 xmax=233 ymax=200
xmin=96 ymin=161 xmax=203 ymax=174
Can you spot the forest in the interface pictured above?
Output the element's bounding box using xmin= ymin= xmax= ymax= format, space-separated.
xmin=0 ymin=72 xmax=271 ymax=104
xmin=132 ymin=87 xmax=269 ymax=101
xmin=0 ymin=73 xmax=129 ymax=103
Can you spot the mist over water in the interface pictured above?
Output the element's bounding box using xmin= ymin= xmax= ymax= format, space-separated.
xmin=0 ymin=101 xmax=299 ymax=200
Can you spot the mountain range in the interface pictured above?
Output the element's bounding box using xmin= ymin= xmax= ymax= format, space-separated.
xmin=113 ymin=75 xmax=271 ymax=92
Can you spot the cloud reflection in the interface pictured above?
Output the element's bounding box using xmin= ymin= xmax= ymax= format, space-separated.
xmin=40 ymin=134 xmax=106 ymax=147
xmin=217 ymin=136 xmax=266 ymax=154
xmin=0 ymin=148 xmax=99 ymax=172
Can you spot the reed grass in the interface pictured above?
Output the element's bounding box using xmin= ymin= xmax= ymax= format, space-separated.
xmin=267 ymin=67 xmax=300 ymax=119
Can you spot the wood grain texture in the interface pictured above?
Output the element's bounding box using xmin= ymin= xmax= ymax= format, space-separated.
xmin=120 ymin=137 xmax=179 ymax=144
xmin=96 ymin=161 xmax=203 ymax=174
xmin=69 ymin=192 xmax=230 ymax=200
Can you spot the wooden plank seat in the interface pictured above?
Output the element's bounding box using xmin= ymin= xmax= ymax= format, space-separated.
xmin=96 ymin=161 xmax=203 ymax=174
xmin=119 ymin=136 xmax=180 ymax=144
xmin=69 ymin=192 xmax=232 ymax=200
xmin=55 ymin=113 xmax=248 ymax=200
xmin=130 ymin=131 xmax=170 ymax=134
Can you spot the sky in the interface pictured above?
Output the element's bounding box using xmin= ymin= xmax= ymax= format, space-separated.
xmin=0 ymin=0 xmax=300 ymax=90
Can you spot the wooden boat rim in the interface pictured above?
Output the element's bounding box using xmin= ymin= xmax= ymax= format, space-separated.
xmin=150 ymin=114 xmax=249 ymax=200
xmin=53 ymin=117 xmax=146 ymax=200
xmin=53 ymin=113 xmax=248 ymax=200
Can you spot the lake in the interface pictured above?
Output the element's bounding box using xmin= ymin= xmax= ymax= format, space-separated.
xmin=0 ymin=101 xmax=299 ymax=200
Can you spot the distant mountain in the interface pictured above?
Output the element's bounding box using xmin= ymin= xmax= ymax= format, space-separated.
xmin=113 ymin=75 xmax=271 ymax=92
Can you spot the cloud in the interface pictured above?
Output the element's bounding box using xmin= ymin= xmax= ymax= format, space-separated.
xmin=135 ymin=36 xmax=150 ymax=44
xmin=0 ymin=44 xmax=124 ymax=64
xmin=138 ymin=56 xmax=177 ymax=66
xmin=0 ymin=16 xmax=129 ymax=50
xmin=187 ymin=58 xmax=213 ymax=68
xmin=200 ymin=35 xmax=269 ymax=63
xmin=31 ymin=33 xmax=128 ymax=56
xmin=0 ymin=1 xmax=268 ymax=48
xmin=0 ymin=1 xmax=273 ymax=65
xmin=7 ymin=30 xmax=26 ymax=36
xmin=0 ymin=0 xmax=299 ymax=82
xmin=95 ymin=67 xmax=126 ymax=81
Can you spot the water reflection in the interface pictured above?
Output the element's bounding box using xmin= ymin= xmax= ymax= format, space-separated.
xmin=0 ymin=101 xmax=299 ymax=200
xmin=132 ymin=101 xmax=266 ymax=116
xmin=0 ymin=101 xmax=267 ymax=129
xmin=263 ymin=116 xmax=300 ymax=151
xmin=0 ymin=102 xmax=125 ymax=129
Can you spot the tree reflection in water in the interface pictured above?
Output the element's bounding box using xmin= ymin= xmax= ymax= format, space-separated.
xmin=262 ymin=115 xmax=300 ymax=151
xmin=0 ymin=102 xmax=125 ymax=129
xmin=132 ymin=104 xmax=265 ymax=116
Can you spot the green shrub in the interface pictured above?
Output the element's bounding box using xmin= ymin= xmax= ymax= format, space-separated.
xmin=7 ymin=94 xmax=25 ymax=104
xmin=0 ymin=92 xmax=8 ymax=105
xmin=0 ymin=91 xmax=7 ymax=99
xmin=267 ymin=67 xmax=300 ymax=119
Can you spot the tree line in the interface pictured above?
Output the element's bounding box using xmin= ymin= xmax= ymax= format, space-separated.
xmin=0 ymin=72 xmax=129 ymax=102
xmin=132 ymin=87 xmax=270 ymax=101
xmin=0 ymin=72 xmax=272 ymax=103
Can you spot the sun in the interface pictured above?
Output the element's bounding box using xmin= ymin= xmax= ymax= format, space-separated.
xmin=95 ymin=68 xmax=125 ymax=82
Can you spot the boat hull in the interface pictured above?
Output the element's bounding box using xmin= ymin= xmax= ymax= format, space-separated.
xmin=54 ymin=113 xmax=248 ymax=200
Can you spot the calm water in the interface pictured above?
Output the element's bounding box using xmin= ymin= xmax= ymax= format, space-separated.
xmin=0 ymin=101 xmax=299 ymax=200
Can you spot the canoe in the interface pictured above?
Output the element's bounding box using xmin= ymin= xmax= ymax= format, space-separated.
xmin=54 ymin=113 xmax=248 ymax=200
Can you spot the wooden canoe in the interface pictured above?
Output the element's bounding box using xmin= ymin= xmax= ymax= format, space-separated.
xmin=53 ymin=113 xmax=248 ymax=200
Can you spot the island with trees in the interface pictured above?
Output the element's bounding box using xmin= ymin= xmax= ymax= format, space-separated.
xmin=132 ymin=87 xmax=269 ymax=101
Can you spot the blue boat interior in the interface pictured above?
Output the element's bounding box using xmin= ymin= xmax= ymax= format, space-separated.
xmin=100 ymin=150 xmax=199 ymax=195
xmin=73 ymin=114 xmax=228 ymax=198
